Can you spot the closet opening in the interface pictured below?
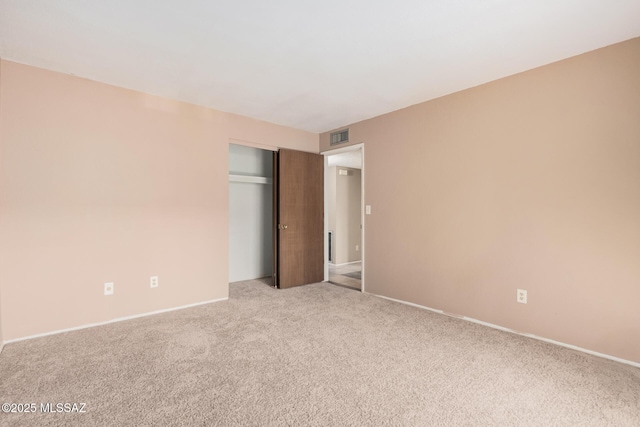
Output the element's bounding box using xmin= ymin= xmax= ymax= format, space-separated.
xmin=228 ymin=143 xmax=274 ymax=286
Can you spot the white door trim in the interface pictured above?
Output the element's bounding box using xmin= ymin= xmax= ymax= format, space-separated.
xmin=322 ymin=143 xmax=365 ymax=292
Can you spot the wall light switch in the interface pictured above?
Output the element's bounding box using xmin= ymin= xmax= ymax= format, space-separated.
xmin=366 ymin=205 xmax=371 ymax=215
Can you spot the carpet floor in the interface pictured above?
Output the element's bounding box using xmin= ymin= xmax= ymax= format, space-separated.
xmin=0 ymin=280 xmax=639 ymax=426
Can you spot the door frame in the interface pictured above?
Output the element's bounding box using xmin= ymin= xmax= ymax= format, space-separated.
xmin=322 ymin=143 xmax=365 ymax=292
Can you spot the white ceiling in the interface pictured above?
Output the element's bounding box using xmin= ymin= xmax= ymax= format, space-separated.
xmin=1 ymin=1 xmax=639 ymax=133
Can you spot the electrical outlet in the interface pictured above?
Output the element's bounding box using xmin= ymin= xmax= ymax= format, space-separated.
xmin=517 ymin=289 xmax=527 ymax=304
xmin=150 ymin=276 xmax=159 ymax=288
xmin=365 ymin=205 xmax=372 ymax=215
xmin=104 ymin=282 xmax=114 ymax=296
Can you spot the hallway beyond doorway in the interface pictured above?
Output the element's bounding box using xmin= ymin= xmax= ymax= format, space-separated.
xmin=329 ymin=262 xmax=361 ymax=290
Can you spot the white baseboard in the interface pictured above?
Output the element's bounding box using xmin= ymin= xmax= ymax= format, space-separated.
xmin=4 ymin=297 xmax=228 ymax=345
xmin=368 ymin=292 xmax=640 ymax=369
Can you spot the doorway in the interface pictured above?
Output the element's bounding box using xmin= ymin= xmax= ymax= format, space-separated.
xmin=324 ymin=145 xmax=364 ymax=291
xmin=229 ymin=142 xmax=325 ymax=290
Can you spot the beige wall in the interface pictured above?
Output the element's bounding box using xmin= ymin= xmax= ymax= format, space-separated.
xmin=0 ymin=60 xmax=317 ymax=341
xmin=320 ymin=38 xmax=640 ymax=362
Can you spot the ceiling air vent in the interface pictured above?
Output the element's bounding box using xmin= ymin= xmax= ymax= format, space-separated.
xmin=330 ymin=129 xmax=349 ymax=146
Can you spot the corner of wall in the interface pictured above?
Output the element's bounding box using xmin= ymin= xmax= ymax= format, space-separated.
xmin=320 ymin=38 xmax=640 ymax=362
xmin=0 ymin=59 xmax=323 ymax=342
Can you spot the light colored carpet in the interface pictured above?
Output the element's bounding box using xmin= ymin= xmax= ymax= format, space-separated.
xmin=1 ymin=279 xmax=639 ymax=426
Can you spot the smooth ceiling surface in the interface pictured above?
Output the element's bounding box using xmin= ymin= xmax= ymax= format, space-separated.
xmin=1 ymin=1 xmax=640 ymax=133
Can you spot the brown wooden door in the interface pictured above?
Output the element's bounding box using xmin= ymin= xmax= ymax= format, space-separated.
xmin=276 ymin=149 xmax=324 ymax=288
